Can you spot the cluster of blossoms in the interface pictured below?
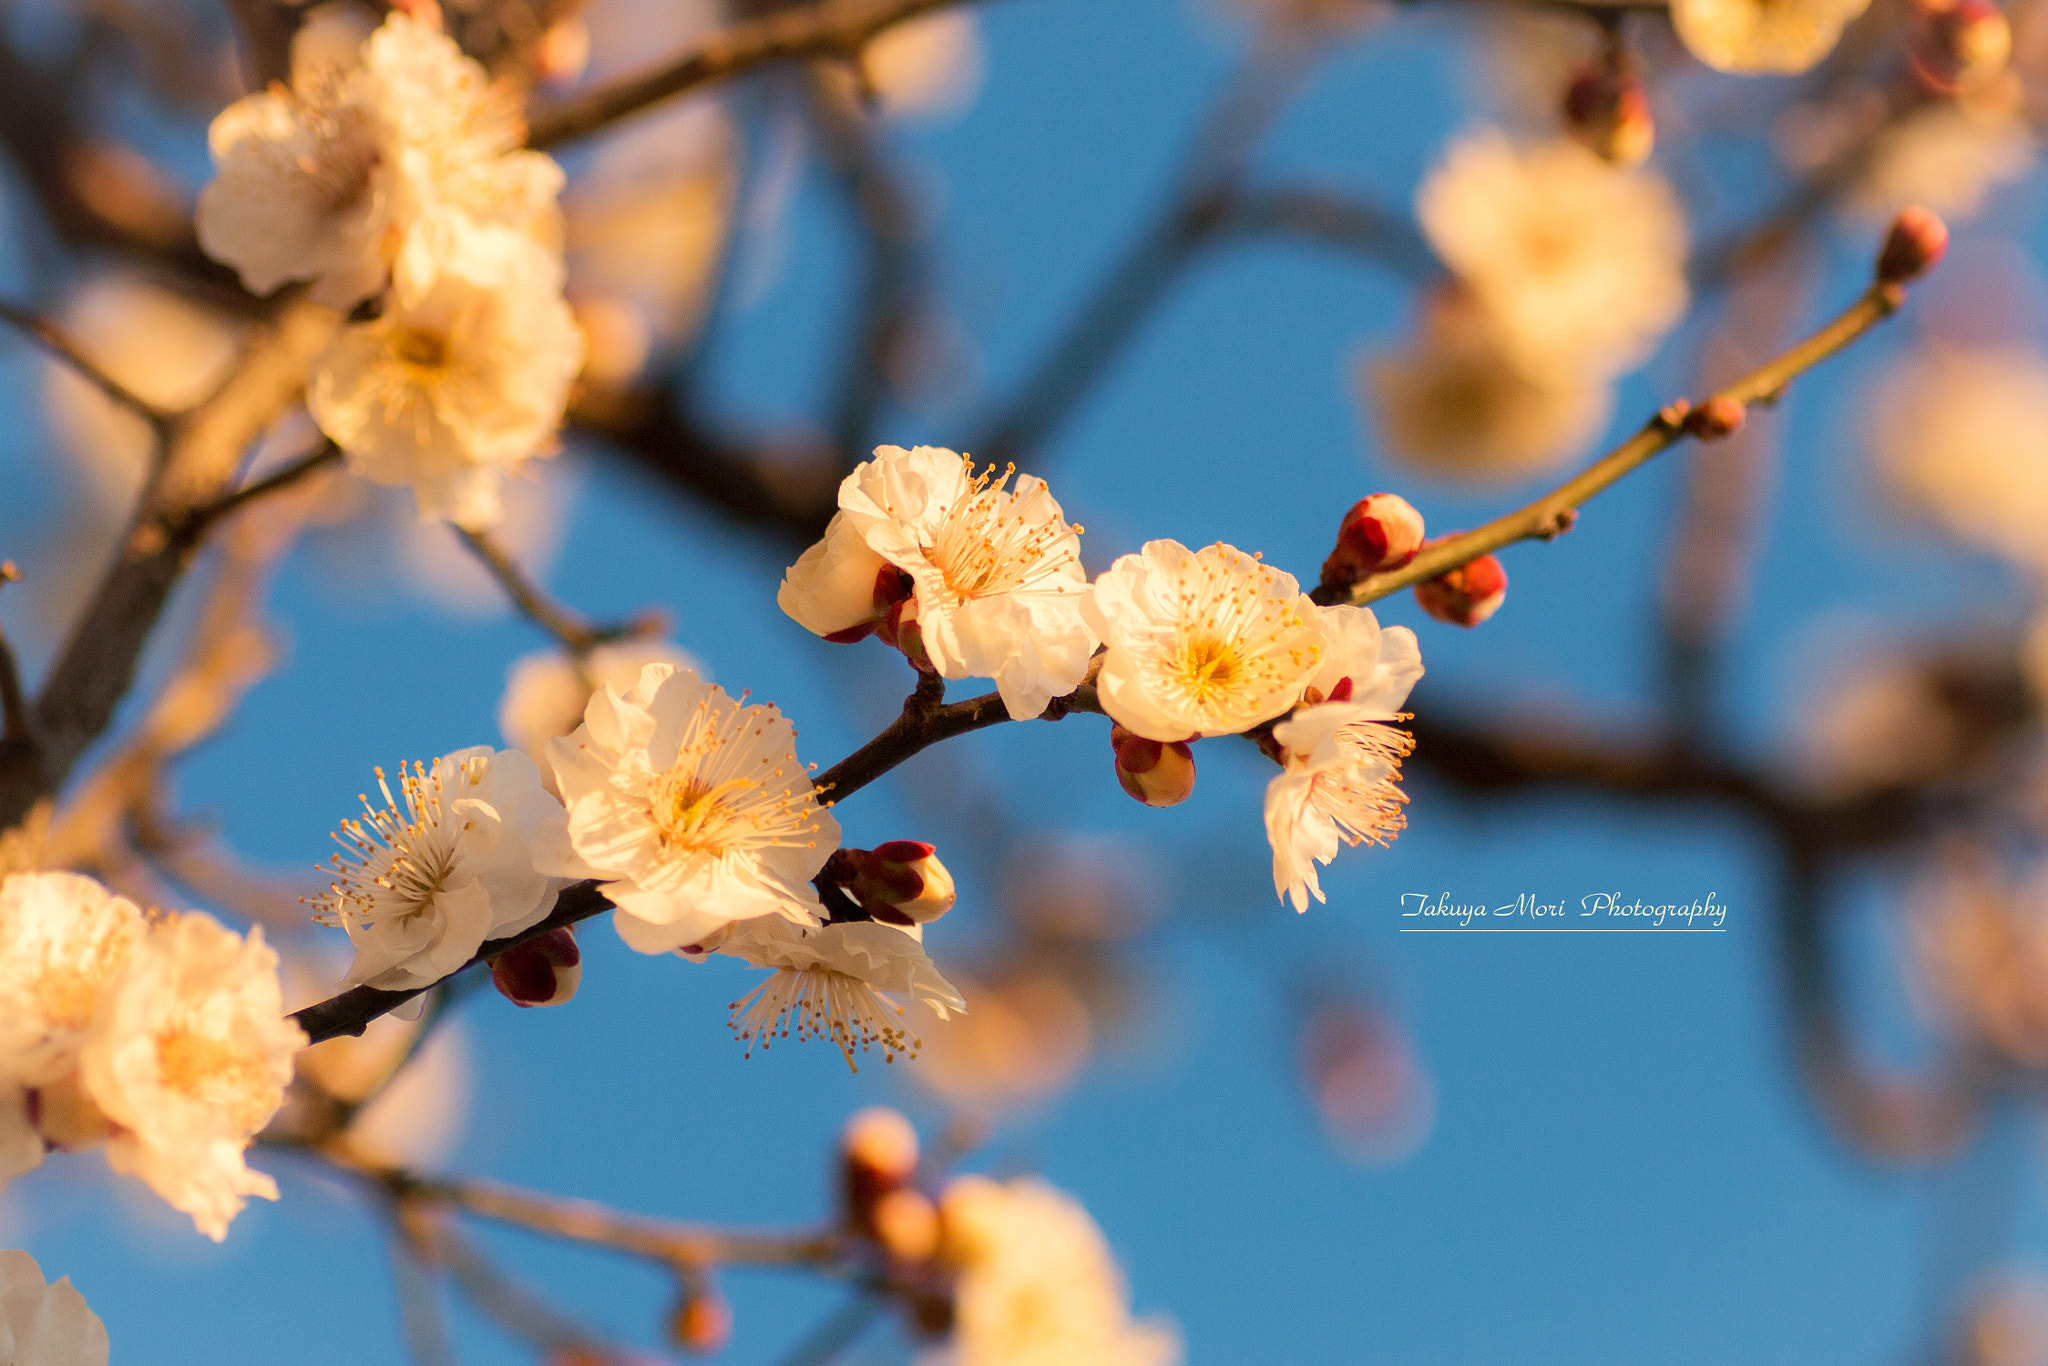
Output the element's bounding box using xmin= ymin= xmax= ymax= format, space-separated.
xmin=0 ymin=871 xmax=302 ymax=1242
xmin=0 ymin=1251 xmax=106 ymax=1366
xmin=198 ymin=4 xmax=582 ymax=529
xmin=781 ymin=445 xmax=1427 ymax=911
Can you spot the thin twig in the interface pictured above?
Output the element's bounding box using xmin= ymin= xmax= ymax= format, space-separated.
xmin=189 ymin=440 xmax=342 ymax=533
xmin=407 ymin=1206 xmax=610 ymax=1359
xmin=0 ymin=297 xmax=170 ymax=431
xmin=527 ymin=0 xmax=1004 ymax=149
xmin=1325 ymin=279 xmax=1909 ymax=607
xmin=453 ymin=527 xmax=646 ymax=657
xmin=0 ymin=561 xmax=27 ymax=749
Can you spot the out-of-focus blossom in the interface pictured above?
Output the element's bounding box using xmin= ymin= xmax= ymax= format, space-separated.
xmin=1365 ymin=290 xmax=1614 ymax=484
xmin=1906 ymin=854 xmax=2048 ymax=1066
xmin=930 ymin=1175 xmax=1180 ymax=1366
xmin=538 ymin=664 xmax=839 ymax=954
xmin=910 ymin=969 xmax=1093 ymax=1113
xmin=789 ymin=446 xmax=1096 ymax=721
xmin=1790 ymin=647 xmax=1970 ymax=797
xmin=714 ymin=915 xmax=964 ymax=1070
xmin=1670 ymin=0 xmax=1871 ymax=74
xmin=1417 ymin=131 xmax=1687 ymax=379
xmin=1867 ymin=345 xmax=2048 ymax=573
xmin=307 ymin=218 xmax=584 ymax=529
xmin=1851 ymin=102 xmax=2032 ymax=225
xmin=1297 ymin=996 xmax=1436 ymax=1165
xmin=499 ymin=640 xmax=703 ymax=783
xmin=1951 ymin=1275 xmax=2048 ymax=1366
xmin=80 ymin=912 xmax=303 ymax=1241
xmin=828 ymin=11 xmax=986 ymax=122
xmin=0 ymin=1250 xmax=109 ymax=1366
xmin=1084 ymin=539 xmax=1323 ymax=741
xmin=315 ymin=747 xmax=569 ymax=993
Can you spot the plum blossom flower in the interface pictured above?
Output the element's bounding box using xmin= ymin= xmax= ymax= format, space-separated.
xmin=713 ymin=915 xmax=965 ymax=1071
xmin=314 ymin=747 xmax=570 ymax=993
xmin=1083 ymin=540 xmax=1324 ymax=742
xmin=928 ymin=1175 xmax=1180 ymax=1366
xmin=498 ymin=640 xmax=702 ymax=783
xmin=1417 ymin=131 xmax=1687 ymax=379
xmin=307 ymin=218 xmax=584 ymax=529
xmin=196 ymin=10 xmax=561 ymax=308
xmin=538 ymin=664 xmax=839 ymax=954
xmin=1670 ymin=0 xmax=1871 ymax=74
xmin=79 ymin=913 xmax=304 ymax=1242
xmin=1264 ymin=607 xmax=1421 ymax=912
xmin=0 ymin=1250 xmax=109 ymax=1366
xmin=783 ymin=446 xmax=1097 ymax=721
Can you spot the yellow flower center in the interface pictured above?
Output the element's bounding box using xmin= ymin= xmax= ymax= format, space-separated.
xmin=156 ymin=1030 xmax=272 ymax=1130
xmin=393 ymin=327 xmax=450 ymax=368
xmin=655 ymin=774 xmax=757 ymax=854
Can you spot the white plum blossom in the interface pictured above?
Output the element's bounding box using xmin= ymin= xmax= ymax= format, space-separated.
xmin=1670 ymin=0 xmax=1871 ymax=74
xmin=315 ymin=747 xmax=570 ymax=993
xmin=1417 ymin=131 xmax=1687 ymax=380
xmin=1083 ymin=540 xmax=1324 ymax=742
xmin=929 ymin=1175 xmax=1180 ymax=1366
xmin=79 ymin=913 xmax=304 ymax=1242
xmin=498 ymin=640 xmax=703 ymax=783
xmin=538 ymin=664 xmax=839 ymax=955
xmin=196 ymin=10 xmax=562 ymax=308
xmin=0 ymin=1250 xmax=109 ymax=1366
xmin=784 ymin=446 xmax=1097 ymax=721
xmin=307 ymin=218 xmax=584 ymax=529
xmin=1263 ymin=606 xmax=1422 ymax=912
xmin=714 ymin=914 xmax=966 ymax=1071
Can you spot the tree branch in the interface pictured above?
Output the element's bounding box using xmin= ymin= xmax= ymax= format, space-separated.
xmin=190 ymin=440 xmax=342 ymax=533
xmin=0 ymin=297 xmax=171 ymax=432
xmin=526 ymin=0 xmax=1005 ymax=150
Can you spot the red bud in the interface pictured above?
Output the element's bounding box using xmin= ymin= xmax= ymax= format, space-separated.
xmin=1877 ymin=206 xmax=1949 ymax=286
xmin=1110 ymin=724 xmax=1196 ymax=807
xmin=491 ymin=927 xmax=582 ymax=1008
xmin=1322 ymin=494 xmax=1426 ymax=589
xmin=1682 ymin=396 xmax=1746 ymax=440
xmin=1563 ymin=64 xmax=1655 ymax=166
xmin=1413 ymin=549 xmax=1507 ymax=628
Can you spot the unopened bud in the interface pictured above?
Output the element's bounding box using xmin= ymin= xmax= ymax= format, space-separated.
xmin=872 ymin=1188 xmax=941 ymax=1263
xmin=1563 ymin=65 xmax=1656 ymax=166
xmin=830 ymin=842 xmax=956 ymax=924
xmin=1413 ymin=548 xmax=1508 ymax=628
xmin=1109 ymin=724 xmax=1197 ymax=808
xmin=874 ymin=594 xmax=934 ymax=672
xmin=534 ymin=17 xmax=592 ymax=88
xmin=29 ymin=1071 xmax=114 ymax=1150
xmin=1682 ymin=395 xmax=1746 ymax=440
xmin=822 ymin=566 xmax=914 ymax=644
xmin=491 ymin=927 xmax=582 ymax=1008
xmin=667 ymin=1285 xmax=732 ymax=1356
xmin=841 ymin=1106 xmax=919 ymax=1236
xmin=1322 ymin=493 xmax=1426 ymax=589
xmin=1877 ymin=205 xmax=1949 ymax=286
xmin=1912 ymin=0 xmax=2011 ymax=90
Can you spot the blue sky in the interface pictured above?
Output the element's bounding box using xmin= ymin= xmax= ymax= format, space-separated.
xmin=3 ymin=0 xmax=2045 ymax=1361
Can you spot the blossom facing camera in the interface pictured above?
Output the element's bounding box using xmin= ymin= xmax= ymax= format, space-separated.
xmin=1413 ymin=551 xmax=1508 ymax=627
xmin=1877 ymin=205 xmax=1951 ymax=286
xmin=316 ymin=747 xmax=570 ymax=994
xmin=1322 ymin=493 xmax=1427 ymax=590
xmin=490 ymin=927 xmax=582 ymax=1008
xmin=0 ymin=1250 xmax=109 ymax=1366
xmin=1563 ymin=65 xmax=1656 ymax=167
xmin=830 ymin=843 xmax=958 ymax=925
xmin=1110 ymin=725 xmax=1197 ymax=808
xmin=538 ymin=664 xmax=839 ymax=955
xmin=1085 ymin=539 xmax=1325 ymax=742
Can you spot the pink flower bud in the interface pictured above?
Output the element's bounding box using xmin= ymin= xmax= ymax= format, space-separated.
xmin=1321 ymin=494 xmax=1426 ymax=589
xmin=1563 ymin=65 xmax=1656 ymax=166
xmin=872 ymin=1188 xmax=941 ymax=1262
xmin=1110 ymin=724 xmax=1197 ymax=807
xmin=490 ymin=927 xmax=582 ymax=1008
xmin=830 ymin=842 xmax=957 ymax=924
xmin=1682 ymin=395 xmax=1746 ymax=440
xmin=1413 ymin=548 xmax=1507 ymax=627
xmin=841 ymin=1106 xmax=919 ymax=1236
xmin=668 ymin=1285 xmax=732 ymax=1356
xmin=1877 ymin=206 xmax=1949 ymax=286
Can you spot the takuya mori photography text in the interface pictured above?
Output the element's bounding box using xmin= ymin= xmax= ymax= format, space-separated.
xmin=1398 ymin=892 xmax=1729 ymax=931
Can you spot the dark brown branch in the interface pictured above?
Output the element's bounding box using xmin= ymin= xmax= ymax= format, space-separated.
xmin=454 ymin=528 xmax=602 ymax=654
xmin=190 ymin=440 xmax=342 ymax=533
xmin=1226 ymin=186 xmax=1436 ymax=278
xmin=526 ymin=0 xmax=1004 ymax=150
xmin=0 ymin=566 xmax=27 ymax=753
xmin=0 ymin=298 xmax=170 ymax=431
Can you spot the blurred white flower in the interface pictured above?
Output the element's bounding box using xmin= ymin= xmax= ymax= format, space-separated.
xmin=1365 ymin=289 xmax=1613 ymax=483
xmin=1417 ymin=131 xmax=1687 ymax=379
xmin=79 ymin=913 xmax=303 ymax=1242
xmin=930 ymin=1175 xmax=1180 ymax=1366
xmin=1852 ymin=102 xmax=2033 ymax=225
xmin=0 ymin=1250 xmax=109 ymax=1366
xmin=0 ymin=873 xmax=146 ymax=1086
xmin=499 ymin=641 xmax=704 ymax=782
xmin=1670 ymin=0 xmax=1871 ymax=74
xmin=716 ymin=915 xmax=964 ymax=1071
xmin=814 ymin=445 xmax=1096 ymax=720
xmin=307 ymin=217 xmax=584 ymax=529
xmin=538 ymin=664 xmax=839 ymax=954
xmin=1083 ymin=540 xmax=1323 ymax=742
xmin=843 ymin=10 xmax=986 ymax=121
xmin=333 ymin=1017 xmax=470 ymax=1168
xmin=1867 ymin=345 xmax=2048 ymax=573
xmin=315 ymin=747 xmax=569 ymax=992
xmin=909 ymin=969 xmax=1092 ymax=1114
